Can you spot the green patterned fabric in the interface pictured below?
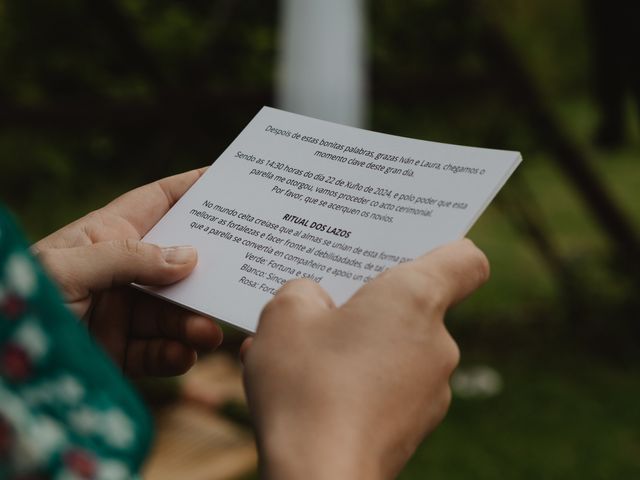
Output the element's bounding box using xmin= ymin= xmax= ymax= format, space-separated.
xmin=0 ymin=208 xmax=152 ymax=479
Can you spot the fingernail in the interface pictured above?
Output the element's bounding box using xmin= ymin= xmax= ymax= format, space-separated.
xmin=162 ymin=246 xmax=197 ymax=264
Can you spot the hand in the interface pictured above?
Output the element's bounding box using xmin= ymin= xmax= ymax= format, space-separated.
xmin=242 ymin=239 xmax=489 ymax=480
xmin=32 ymin=168 xmax=223 ymax=377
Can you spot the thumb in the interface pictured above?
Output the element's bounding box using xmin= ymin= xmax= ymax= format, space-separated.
xmin=255 ymin=278 xmax=335 ymax=338
xmin=39 ymin=239 xmax=197 ymax=297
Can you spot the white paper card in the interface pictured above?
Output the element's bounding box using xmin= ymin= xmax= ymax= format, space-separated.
xmin=141 ymin=107 xmax=521 ymax=332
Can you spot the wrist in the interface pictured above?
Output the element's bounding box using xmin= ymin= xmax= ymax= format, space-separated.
xmin=257 ymin=416 xmax=384 ymax=480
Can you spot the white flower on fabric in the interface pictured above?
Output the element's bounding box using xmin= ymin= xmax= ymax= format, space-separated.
xmin=69 ymin=407 xmax=135 ymax=450
xmin=0 ymin=380 xmax=30 ymax=428
xmin=57 ymin=376 xmax=85 ymax=404
xmin=13 ymin=321 xmax=48 ymax=359
xmin=1 ymin=381 xmax=70 ymax=473
xmin=15 ymin=416 xmax=67 ymax=471
xmin=101 ymin=409 xmax=135 ymax=449
xmin=23 ymin=375 xmax=85 ymax=407
xmin=5 ymin=253 xmax=37 ymax=297
xmin=31 ymin=416 xmax=67 ymax=454
xmin=97 ymin=460 xmax=130 ymax=480
xmin=68 ymin=407 xmax=100 ymax=435
xmin=0 ymin=383 xmax=35 ymax=473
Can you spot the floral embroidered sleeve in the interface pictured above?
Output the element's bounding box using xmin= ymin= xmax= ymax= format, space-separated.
xmin=0 ymin=208 xmax=152 ymax=479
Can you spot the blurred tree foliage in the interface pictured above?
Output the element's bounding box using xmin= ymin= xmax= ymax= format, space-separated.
xmin=0 ymin=0 xmax=277 ymax=235
xmin=0 ymin=0 xmax=602 ymax=227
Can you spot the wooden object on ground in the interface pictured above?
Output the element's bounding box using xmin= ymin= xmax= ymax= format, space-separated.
xmin=143 ymin=354 xmax=256 ymax=480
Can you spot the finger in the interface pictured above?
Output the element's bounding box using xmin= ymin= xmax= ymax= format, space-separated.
xmin=39 ymin=240 xmax=197 ymax=299
xmin=89 ymin=288 xmax=132 ymax=366
xmin=257 ymin=279 xmax=335 ymax=335
xmin=348 ymin=239 xmax=489 ymax=318
xmin=104 ymin=167 xmax=208 ymax=236
xmin=124 ymin=339 xmax=197 ymax=377
xmin=130 ymin=294 xmax=223 ymax=350
xmin=275 ymin=278 xmax=336 ymax=312
xmin=239 ymin=337 xmax=253 ymax=365
xmin=406 ymin=238 xmax=490 ymax=306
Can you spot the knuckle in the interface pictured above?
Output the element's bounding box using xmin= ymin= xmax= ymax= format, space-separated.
xmin=373 ymin=265 xmax=396 ymax=284
xmin=35 ymin=249 xmax=66 ymax=284
xmin=427 ymin=386 xmax=453 ymax=428
xmin=441 ymin=386 xmax=453 ymax=412
xmin=443 ymin=333 xmax=461 ymax=372
xmin=117 ymin=238 xmax=161 ymax=262
xmin=35 ymin=248 xmax=55 ymax=270
xmin=112 ymin=238 xmax=137 ymax=256
xmin=476 ymin=250 xmax=491 ymax=283
xmin=258 ymin=294 xmax=298 ymax=325
xmin=283 ymin=277 xmax=322 ymax=294
xmin=257 ymin=279 xmax=326 ymax=331
xmin=242 ymin=341 xmax=267 ymax=376
xmin=406 ymin=269 xmax=448 ymax=315
xmin=462 ymin=239 xmax=491 ymax=284
xmin=124 ymin=238 xmax=143 ymax=256
xmin=266 ymin=288 xmax=306 ymax=314
xmin=373 ymin=265 xmax=449 ymax=320
xmin=278 ymin=278 xmax=325 ymax=306
xmin=83 ymin=210 xmax=104 ymax=226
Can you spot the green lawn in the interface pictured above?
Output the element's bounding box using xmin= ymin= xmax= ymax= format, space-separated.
xmin=400 ymin=353 xmax=640 ymax=479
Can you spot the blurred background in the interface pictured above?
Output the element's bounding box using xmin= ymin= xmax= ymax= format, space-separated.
xmin=1 ymin=0 xmax=639 ymax=478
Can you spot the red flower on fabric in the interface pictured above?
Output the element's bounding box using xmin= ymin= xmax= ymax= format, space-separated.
xmin=63 ymin=449 xmax=97 ymax=479
xmin=0 ymin=343 xmax=31 ymax=381
xmin=1 ymin=293 xmax=26 ymax=319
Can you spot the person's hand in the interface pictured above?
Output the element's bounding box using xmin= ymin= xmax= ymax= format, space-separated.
xmin=242 ymin=239 xmax=489 ymax=480
xmin=32 ymin=168 xmax=223 ymax=377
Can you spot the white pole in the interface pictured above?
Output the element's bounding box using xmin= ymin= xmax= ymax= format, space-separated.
xmin=278 ymin=0 xmax=368 ymax=127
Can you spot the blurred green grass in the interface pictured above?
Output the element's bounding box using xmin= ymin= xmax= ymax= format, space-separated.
xmin=400 ymin=352 xmax=640 ymax=479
